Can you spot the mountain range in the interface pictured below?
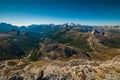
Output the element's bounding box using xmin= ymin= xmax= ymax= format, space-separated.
xmin=0 ymin=22 xmax=120 ymax=80
xmin=0 ymin=22 xmax=120 ymax=60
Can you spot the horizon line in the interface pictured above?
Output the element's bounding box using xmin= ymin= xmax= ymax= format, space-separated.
xmin=0 ymin=22 xmax=120 ymax=27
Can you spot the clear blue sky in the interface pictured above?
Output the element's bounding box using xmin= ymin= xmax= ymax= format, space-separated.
xmin=0 ymin=0 xmax=120 ymax=26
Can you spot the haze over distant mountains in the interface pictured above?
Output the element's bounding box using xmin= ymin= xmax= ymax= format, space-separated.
xmin=0 ymin=22 xmax=120 ymax=33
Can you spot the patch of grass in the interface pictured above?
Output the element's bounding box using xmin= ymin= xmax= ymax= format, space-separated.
xmin=91 ymin=48 xmax=120 ymax=61
xmin=7 ymin=61 xmax=17 ymax=66
xmin=28 ymin=51 xmax=42 ymax=61
xmin=103 ymin=37 xmax=120 ymax=48
xmin=48 ymin=30 xmax=92 ymax=52
xmin=17 ymin=63 xmax=28 ymax=69
xmin=0 ymin=65 xmax=5 ymax=69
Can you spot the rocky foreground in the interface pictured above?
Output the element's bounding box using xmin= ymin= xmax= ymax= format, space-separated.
xmin=0 ymin=55 xmax=120 ymax=80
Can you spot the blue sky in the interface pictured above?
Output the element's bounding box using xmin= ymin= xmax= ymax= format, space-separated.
xmin=0 ymin=0 xmax=120 ymax=26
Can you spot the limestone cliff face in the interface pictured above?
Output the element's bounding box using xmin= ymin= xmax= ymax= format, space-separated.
xmin=88 ymin=29 xmax=120 ymax=51
xmin=88 ymin=35 xmax=106 ymax=51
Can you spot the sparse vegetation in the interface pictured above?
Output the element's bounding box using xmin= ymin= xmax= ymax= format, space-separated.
xmin=7 ymin=61 xmax=17 ymax=66
xmin=103 ymin=37 xmax=120 ymax=48
xmin=49 ymin=30 xmax=92 ymax=52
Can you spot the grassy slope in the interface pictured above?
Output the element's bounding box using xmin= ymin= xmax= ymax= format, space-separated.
xmin=48 ymin=29 xmax=92 ymax=52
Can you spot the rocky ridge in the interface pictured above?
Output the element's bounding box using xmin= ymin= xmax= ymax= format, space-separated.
xmin=0 ymin=55 xmax=120 ymax=80
xmin=28 ymin=38 xmax=91 ymax=61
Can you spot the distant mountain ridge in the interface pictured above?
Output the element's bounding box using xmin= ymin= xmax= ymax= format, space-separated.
xmin=0 ymin=22 xmax=94 ymax=39
xmin=0 ymin=23 xmax=18 ymax=33
xmin=0 ymin=30 xmax=40 ymax=60
xmin=1 ymin=22 xmax=120 ymax=34
xmin=0 ymin=22 xmax=120 ymax=60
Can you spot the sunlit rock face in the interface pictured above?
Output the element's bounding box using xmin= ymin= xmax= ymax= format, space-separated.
xmin=0 ymin=55 xmax=120 ymax=80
